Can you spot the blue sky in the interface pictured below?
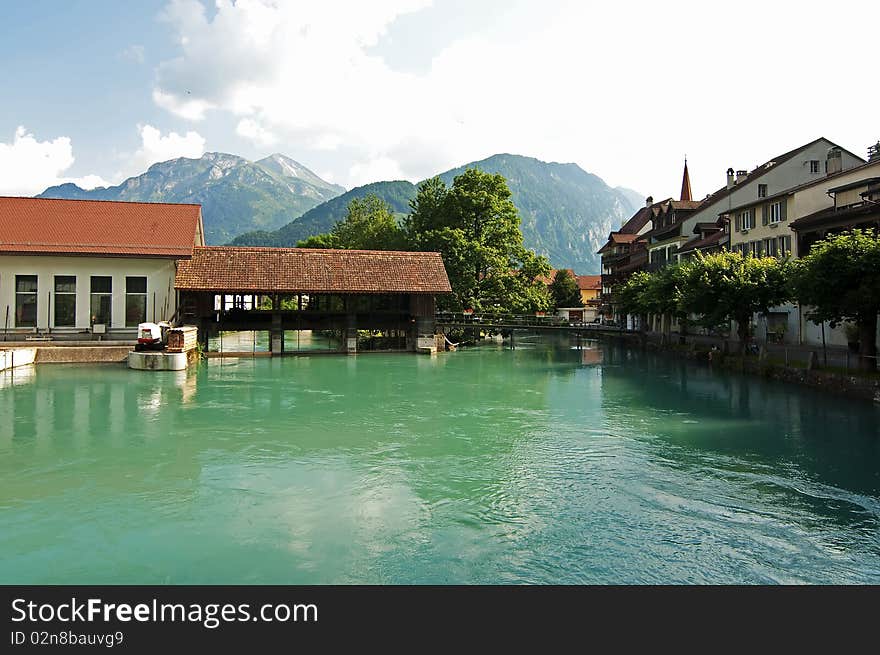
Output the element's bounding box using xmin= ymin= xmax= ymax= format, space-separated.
xmin=1 ymin=0 xmax=878 ymax=198
xmin=1 ymin=2 xmax=169 ymax=174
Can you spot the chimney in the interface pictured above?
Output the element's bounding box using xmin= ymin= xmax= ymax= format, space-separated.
xmin=645 ymin=195 xmax=654 ymax=207
xmin=735 ymin=169 xmax=748 ymax=184
xmin=726 ymin=168 xmax=735 ymax=189
xmin=867 ymin=141 xmax=880 ymax=162
xmin=826 ymin=147 xmax=843 ymax=175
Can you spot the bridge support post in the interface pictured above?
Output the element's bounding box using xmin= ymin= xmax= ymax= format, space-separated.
xmin=345 ymin=314 xmax=357 ymax=354
xmin=270 ymin=313 xmax=283 ymax=355
xmin=412 ymin=317 xmax=434 ymax=352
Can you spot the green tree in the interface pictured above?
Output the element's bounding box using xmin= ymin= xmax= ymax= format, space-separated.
xmin=791 ymin=229 xmax=880 ymax=371
xmin=681 ymin=251 xmax=791 ymax=348
xmin=549 ymin=270 xmax=583 ymax=308
xmin=616 ymin=265 xmax=690 ymax=334
xmin=296 ymin=194 xmax=405 ymax=250
xmin=616 ymin=272 xmax=648 ymax=314
xmin=406 ymin=169 xmax=550 ymax=312
xmin=297 ymin=232 xmax=340 ymax=248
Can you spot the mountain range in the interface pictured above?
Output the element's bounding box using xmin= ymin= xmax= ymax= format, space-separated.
xmin=38 ymin=153 xmax=345 ymax=245
xmin=38 ymin=152 xmax=642 ymax=273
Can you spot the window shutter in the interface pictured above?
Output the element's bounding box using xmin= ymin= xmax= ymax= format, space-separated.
xmin=735 ymin=213 xmax=741 ymax=232
xmin=780 ymin=199 xmax=787 ymax=221
xmin=762 ymin=204 xmax=768 ymax=225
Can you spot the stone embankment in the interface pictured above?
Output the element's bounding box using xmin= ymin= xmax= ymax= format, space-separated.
xmin=608 ymin=333 xmax=880 ymax=403
xmin=1 ymin=341 xmax=133 ymax=365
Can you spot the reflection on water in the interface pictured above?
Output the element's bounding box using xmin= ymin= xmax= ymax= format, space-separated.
xmin=0 ymin=343 xmax=878 ymax=584
xmin=207 ymin=330 xmax=342 ymax=353
xmin=0 ymin=364 xmax=36 ymax=389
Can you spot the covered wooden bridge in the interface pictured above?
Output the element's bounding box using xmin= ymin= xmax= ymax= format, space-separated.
xmin=175 ymin=246 xmax=452 ymax=353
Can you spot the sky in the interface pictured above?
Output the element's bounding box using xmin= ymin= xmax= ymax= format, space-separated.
xmin=1 ymin=0 xmax=878 ymax=201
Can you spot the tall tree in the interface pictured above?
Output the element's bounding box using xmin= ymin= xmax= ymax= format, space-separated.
xmin=791 ymin=229 xmax=880 ymax=371
xmin=296 ymin=194 xmax=405 ymax=250
xmin=406 ymin=169 xmax=550 ymax=312
xmin=549 ymin=270 xmax=583 ymax=308
xmin=681 ymin=251 xmax=790 ymax=347
xmin=334 ymin=194 xmax=405 ymax=250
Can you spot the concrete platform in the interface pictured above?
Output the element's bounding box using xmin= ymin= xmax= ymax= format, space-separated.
xmin=37 ymin=346 xmax=133 ymax=364
xmin=128 ymin=350 xmax=189 ymax=371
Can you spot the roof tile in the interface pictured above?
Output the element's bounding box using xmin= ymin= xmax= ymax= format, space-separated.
xmin=175 ymin=247 xmax=452 ymax=294
xmin=0 ymin=196 xmax=202 ymax=257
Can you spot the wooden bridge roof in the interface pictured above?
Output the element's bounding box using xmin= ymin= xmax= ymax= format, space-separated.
xmin=175 ymin=246 xmax=452 ymax=294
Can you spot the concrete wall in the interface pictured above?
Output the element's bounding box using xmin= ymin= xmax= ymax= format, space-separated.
xmin=0 ymin=254 xmax=178 ymax=338
xmin=35 ymin=346 xmax=133 ymax=363
xmin=729 ymin=305 xmax=880 ymax=349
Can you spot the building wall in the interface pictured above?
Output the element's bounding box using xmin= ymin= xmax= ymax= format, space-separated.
xmin=0 ymin=254 xmax=178 ymax=336
xmin=648 ymin=236 xmax=686 ymax=262
xmin=794 ymin=161 xmax=880 ymax=216
xmin=558 ymin=307 xmax=598 ymax=323
xmin=729 ymin=194 xmax=797 ymax=256
xmin=681 ymin=140 xmax=863 ymax=238
xmin=580 ymin=288 xmax=600 ymax=304
xmin=729 ymin=160 xmax=880 ymax=258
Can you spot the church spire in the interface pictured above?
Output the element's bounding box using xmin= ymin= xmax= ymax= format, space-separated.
xmin=680 ymin=157 xmax=692 ymax=202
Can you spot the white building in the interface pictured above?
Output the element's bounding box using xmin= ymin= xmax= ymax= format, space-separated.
xmin=678 ymin=138 xmax=864 ymax=245
xmin=0 ymin=197 xmax=204 ymax=340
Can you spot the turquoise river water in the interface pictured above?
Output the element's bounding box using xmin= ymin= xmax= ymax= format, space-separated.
xmin=1 ymin=340 xmax=879 ymax=584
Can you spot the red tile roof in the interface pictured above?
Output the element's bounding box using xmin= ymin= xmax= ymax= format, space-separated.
xmin=0 ymin=196 xmax=203 ymax=258
xmin=175 ymin=246 xmax=452 ymax=294
xmin=576 ymin=275 xmax=601 ymax=290
xmin=536 ymin=268 xmax=576 ymax=285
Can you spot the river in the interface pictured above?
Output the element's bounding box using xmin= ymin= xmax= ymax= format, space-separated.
xmin=1 ymin=340 xmax=878 ymax=583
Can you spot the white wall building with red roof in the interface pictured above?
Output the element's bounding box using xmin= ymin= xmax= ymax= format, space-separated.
xmin=0 ymin=196 xmax=204 ymax=339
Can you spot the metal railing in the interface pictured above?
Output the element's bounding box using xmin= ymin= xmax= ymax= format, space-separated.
xmin=435 ymin=311 xmax=626 ymax=330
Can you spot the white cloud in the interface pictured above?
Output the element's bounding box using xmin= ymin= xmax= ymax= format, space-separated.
xmin=120 ymin=44 xmax=145 ymax=64
xmin=152 ymin=89 xmax=215 ymax=122
xmin=348 ymin=156 xmax=407 ymax=187
xmin=71 ymin=175 xmax=111 ymax=190
xmin=131 ymin=124 xmax=206 ymax=171
xmin=236 ymin=118 xmax=277 ymax=146
xmin=152 ymin=0 xmax=879 ymax=193
xmin=0 ymin=126 xmax=109 ymax=196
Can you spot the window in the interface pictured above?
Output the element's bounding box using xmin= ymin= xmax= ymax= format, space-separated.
xmin=15 ymin=275 xmax=38 ymax=327
xmin=736 ymin=209 xmax=754 ymax=231
xmin=778 ymin=235 xmax=792 ymax=257
xmin=54 ymin=276 xmax=76 ymax=327
xmin=749 ymin=241 xmax=762 ymax=257
xmin=125 ymin=276 xmax=147 ymax=327
xmin=758 ymin=184 xmax=767 ymax=198
xmin=90 ymin=276 xmax=112 ymax=326
xmin=810 ymin=160 xmax=820 ymax=173
xmin=764 ymin=238 xmax=778 ymax=257
xmin=767 ymin=201 xmax=783 ymax=224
